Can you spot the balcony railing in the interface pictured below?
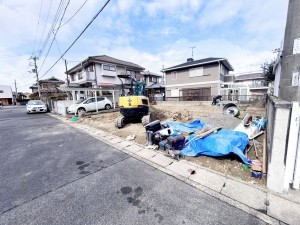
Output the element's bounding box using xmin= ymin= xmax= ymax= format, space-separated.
xmin=249 ymin=83 xmax=268 ymax=89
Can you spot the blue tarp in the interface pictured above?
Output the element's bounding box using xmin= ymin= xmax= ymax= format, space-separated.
xmin=164 ymin=120 xmax=251 ymax=165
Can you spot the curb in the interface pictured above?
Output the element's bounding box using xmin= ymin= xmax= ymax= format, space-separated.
xmin=49 ymin=114 xmax=300 ymax=225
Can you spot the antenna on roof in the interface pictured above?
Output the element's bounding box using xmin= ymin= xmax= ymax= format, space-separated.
xmin=190 ymin=46 xmax=196 ymax=58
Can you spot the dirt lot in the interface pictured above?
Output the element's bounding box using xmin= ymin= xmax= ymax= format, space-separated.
xmin=76 ymin=101 xmax=266 ymax=187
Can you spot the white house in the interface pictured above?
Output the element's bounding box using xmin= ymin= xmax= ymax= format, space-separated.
xmin=0 ymin=85 xmax=13 ymax=105
xmin=65 ymin=55 xmax=145 ymax=103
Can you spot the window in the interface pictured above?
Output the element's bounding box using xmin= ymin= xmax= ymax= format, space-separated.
xmin=70 ymin=75 xmax=75 ymax=81
xmin=189 ymin=67 xmax=203 ymax=77
xmin=103 ymin=64 xmax=116 ymax=71
xmin=149 ymin=77 xmax=153 ymax=82
xmin=85 ymin=98 xmax=95 ymax=104
xmin=170 ymin=72 xmax=177 ymax=80
xmin=0 ymin=90 xmax=3 ymax=93
xmin=42 ymin=84 xmax=49 ymax=89
xmin=80 ymin=91 xmax=84 ymax=94
xmin=97 ymin=97 xmax=105 ymax=101
xmin=78 ymin=72 xmax=83 ymax=79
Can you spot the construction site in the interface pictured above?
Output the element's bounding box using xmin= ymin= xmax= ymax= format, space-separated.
xmin=74 ymin=101 xmax=267 ymax=187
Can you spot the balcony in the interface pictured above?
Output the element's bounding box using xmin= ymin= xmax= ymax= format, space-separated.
xmin=77 ymin=71 xmax=95 ymax=84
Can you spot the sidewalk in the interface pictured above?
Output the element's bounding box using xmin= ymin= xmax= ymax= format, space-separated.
xmin=50 ymin=114 xmax=300 ymax=225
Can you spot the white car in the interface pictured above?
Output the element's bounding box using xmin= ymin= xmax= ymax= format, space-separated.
xmin=26 ymin=100 xmax=47 ymax=113
xmin=67 ymin=97 xmax=112 ymax=114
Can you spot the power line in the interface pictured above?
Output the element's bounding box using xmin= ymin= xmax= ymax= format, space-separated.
xmin=37 ymin=0 xmax=54 ymax=54
xmin=38 ymin=0 xmax=70 ymax=72
xmin=31 ymin=0 xmax=45 ymax=54
xmin=38 ymin=0 xmax=67 ymax=58
xmin=40 ymin=0 xmax=111 ymax=78
xmin=58 ymin=0 xmax=88 ymax=29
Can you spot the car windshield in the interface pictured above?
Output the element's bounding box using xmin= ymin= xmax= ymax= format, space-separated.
xmin=28 ymin=100 xmax=44 ymax=105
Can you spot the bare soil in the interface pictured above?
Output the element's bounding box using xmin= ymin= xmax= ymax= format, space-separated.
xmin=76 ymin=102 xmax=266 ymax=187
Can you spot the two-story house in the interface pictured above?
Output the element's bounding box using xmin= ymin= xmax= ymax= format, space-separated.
xmin=65 ymin=55 xmax=145 ymax=101
xmin=234 ymin=72 xmax=268 ymax=100
xmin=30 ymin=77 xmax=65 ymax=96
xmin=162 ymin=57 xmax=234 ymax=101
xmin=142 ymin=71 xmax=165 ymax=101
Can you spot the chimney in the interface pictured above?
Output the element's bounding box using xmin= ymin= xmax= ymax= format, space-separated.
xmin=187 ymin=58 xmax=194 ymax=62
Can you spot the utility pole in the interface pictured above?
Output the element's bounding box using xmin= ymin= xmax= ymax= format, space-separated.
xmin=30 ymin=56 xmax=41 ymax=99
xmin=14 ymin=79 xmax=18 ymax=105
xmin=279 ymin=0 xmax=300 ymax=101
xmin=64 ymin=59 xmax=69 ymax=87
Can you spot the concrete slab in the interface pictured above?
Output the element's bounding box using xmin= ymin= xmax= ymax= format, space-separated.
xmin=189 ymin=167 xmax=226 ymax=192
xmin=115 ymin=141 xmax=134 ymax=149
xmin=124 ymin=144 xmax=144 ymax=153
xmin=221 ymin=179 xmax=267 ymax=211
xmin=108 ymin=137 xmax=123 ymax=144
xmin=166 ymin=161 xmax=198 ymax=179
xmin=135 ymin=149 xmax=158 ymax=159
xmin=268 ymin=193 xmax=300 ymax=225
xmin=149 ymin=153 xmax=174 ymax=167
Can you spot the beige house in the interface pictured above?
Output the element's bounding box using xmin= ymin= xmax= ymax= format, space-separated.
xmin=162 ymin=57 xmax=234 ymax=101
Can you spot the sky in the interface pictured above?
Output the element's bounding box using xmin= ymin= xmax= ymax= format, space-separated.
xmin=0 ymin=0 xmax=289 ymax=92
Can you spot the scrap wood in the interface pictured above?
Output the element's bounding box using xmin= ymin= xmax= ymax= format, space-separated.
xmin=252 ymin=140 xmax=259 ymax=159
xmin=185 ymin=126 xmax=223 ymax=146
xmin=251 ymin=164 xmax=262 ymax=172
xmin=250 ymin=131 xmax=264 ymax=140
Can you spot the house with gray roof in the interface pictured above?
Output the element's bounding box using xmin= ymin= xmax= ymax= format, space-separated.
xmin=65 ymin=55 xmax=145 ymax=101
xmin=162 ymin=57 xmax=234 ymax=101
xmin=234 ymin=72 xmax=268 ymax=98
xmin=142 ymin=71 xmax=165 ymax=101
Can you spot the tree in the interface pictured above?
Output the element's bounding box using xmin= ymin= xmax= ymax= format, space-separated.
xmin=262 ymin=61 xmax=275 ymax=82
xmin=29 ymin=93 xmax=39 ymax=100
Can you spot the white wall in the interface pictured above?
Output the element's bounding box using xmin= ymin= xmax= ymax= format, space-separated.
xmin=95 ymin=64 xmax=122 ymax=85
xmin=53 ymin=100 xmax=74 ymax=116
xmin=0 ymin=85 xmax=13 ymax=98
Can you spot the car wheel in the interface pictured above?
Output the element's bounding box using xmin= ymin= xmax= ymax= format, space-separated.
xmin=77 ymin=107 xmax=86 ymax=113
xmin=105 ymin=104 xmax=111 ymax=110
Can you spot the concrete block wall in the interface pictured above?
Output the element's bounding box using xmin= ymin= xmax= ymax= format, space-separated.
xmin=266 ymin=96 xmax=292 ymax=192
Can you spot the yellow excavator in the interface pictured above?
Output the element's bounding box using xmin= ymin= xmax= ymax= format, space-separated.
xmin=115 ymin=74 xmax=152 ymax=128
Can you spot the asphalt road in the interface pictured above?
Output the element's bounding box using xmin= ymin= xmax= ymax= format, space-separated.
xmin=0 ymin=107 xmax=266 ymax=225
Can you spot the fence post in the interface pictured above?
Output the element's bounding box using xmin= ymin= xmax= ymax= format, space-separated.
xmin=266 ymin=96 xmax=292 ymax=193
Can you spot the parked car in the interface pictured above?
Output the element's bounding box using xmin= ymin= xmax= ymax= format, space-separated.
xmin=67 ymin=97 xmax=112 ymax=114
xmin=26 ymin=100 xmax=47 ymax=114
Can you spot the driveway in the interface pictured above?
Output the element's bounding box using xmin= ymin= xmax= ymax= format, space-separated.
xmin=0 ymin=107 xmax=266 ymax=224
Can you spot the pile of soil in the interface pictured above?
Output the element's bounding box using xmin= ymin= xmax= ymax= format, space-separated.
xmin=78 ymin=102 xmax=266 ymax=187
